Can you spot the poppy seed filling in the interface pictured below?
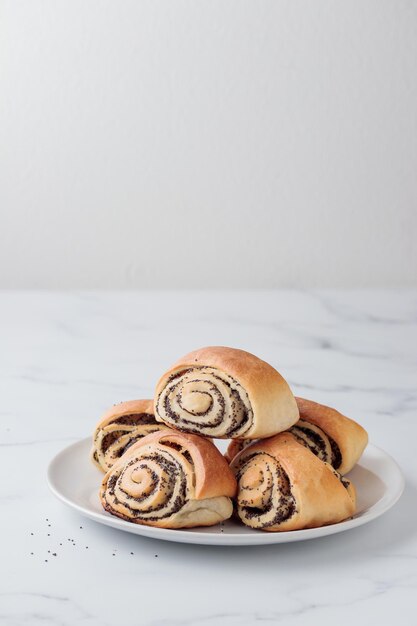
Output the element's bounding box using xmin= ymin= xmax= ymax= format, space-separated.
xmin=102 ymin=446 xmax=192 ymax=522
xmin=157 ymin=367 xmax=253 ymax=437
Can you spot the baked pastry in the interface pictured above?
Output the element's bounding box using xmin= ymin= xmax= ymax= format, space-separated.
xmin=290 ymin=397 xmax=368 ymax=475
xmin=225 ymin=397 xmax=368 ymax=474
xmin=230 ymin=433 xmax=356 ymax=531
xmin=91 ymin=400 xmax=169 ymax=472
xmin=225 ymin=438 xmax=250 ymax=463
xmin=154 ymin=346 xmax=299 ymax=439
xmin=100 ymin=430 xmax=237 ymax=528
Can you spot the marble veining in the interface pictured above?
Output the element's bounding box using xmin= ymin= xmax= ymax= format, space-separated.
xmin=0 ymin=290 xmax=416 ymax=626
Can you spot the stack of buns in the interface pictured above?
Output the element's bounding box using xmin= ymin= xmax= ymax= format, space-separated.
xmin=91 ymin=346 xmax=368 ymax=532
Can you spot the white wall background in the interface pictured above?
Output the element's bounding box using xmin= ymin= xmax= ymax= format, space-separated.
xmin=1 ymin=0 xmax=416 ymax=288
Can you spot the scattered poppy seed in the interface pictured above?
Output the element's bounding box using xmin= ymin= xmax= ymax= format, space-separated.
xmin=52 ymin=553 xmax=57 ymax=557
xmin=47 ymin=534 xmax=50 ymax=537
xmin=130 ymin=552 xmax=134 ymax=555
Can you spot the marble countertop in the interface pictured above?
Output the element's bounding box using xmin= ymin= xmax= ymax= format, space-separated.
xmin=1 ymin=290 xmax=416 ymax=625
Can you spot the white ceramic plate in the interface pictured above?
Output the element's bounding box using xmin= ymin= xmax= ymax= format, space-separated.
xmin=47 ymin=438 xmax=404 ymax=546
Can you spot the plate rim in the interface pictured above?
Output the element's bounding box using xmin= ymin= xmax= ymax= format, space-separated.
xmin=47 ymin=437 xmax=405 ymax=546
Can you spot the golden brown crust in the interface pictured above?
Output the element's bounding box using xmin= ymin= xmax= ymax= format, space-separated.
xmin=154 ymin=346 xmax=299 ymax=439
xmin=94 ymin=399 xmax=155 ymax=430
xmin=224 ymin=439 xmax=251 ymax=463
xmin=295 ymin=397 xmax=368 ymax=474
xmin=231 ymin=432 xmax=356 ymax=531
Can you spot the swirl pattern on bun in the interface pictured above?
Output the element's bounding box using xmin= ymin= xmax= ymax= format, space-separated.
xmin=225 ymin=397 xmax=368 ymax=476
xmin=100 ymin=430 xmax=237 ymax=528
xmin=231 ymin=433 xmax=356 ymax=531
xmin=155 ymin=346 xmax=299 ymax=439
xmin=91 ymin=400 xmax=168 ymax=472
